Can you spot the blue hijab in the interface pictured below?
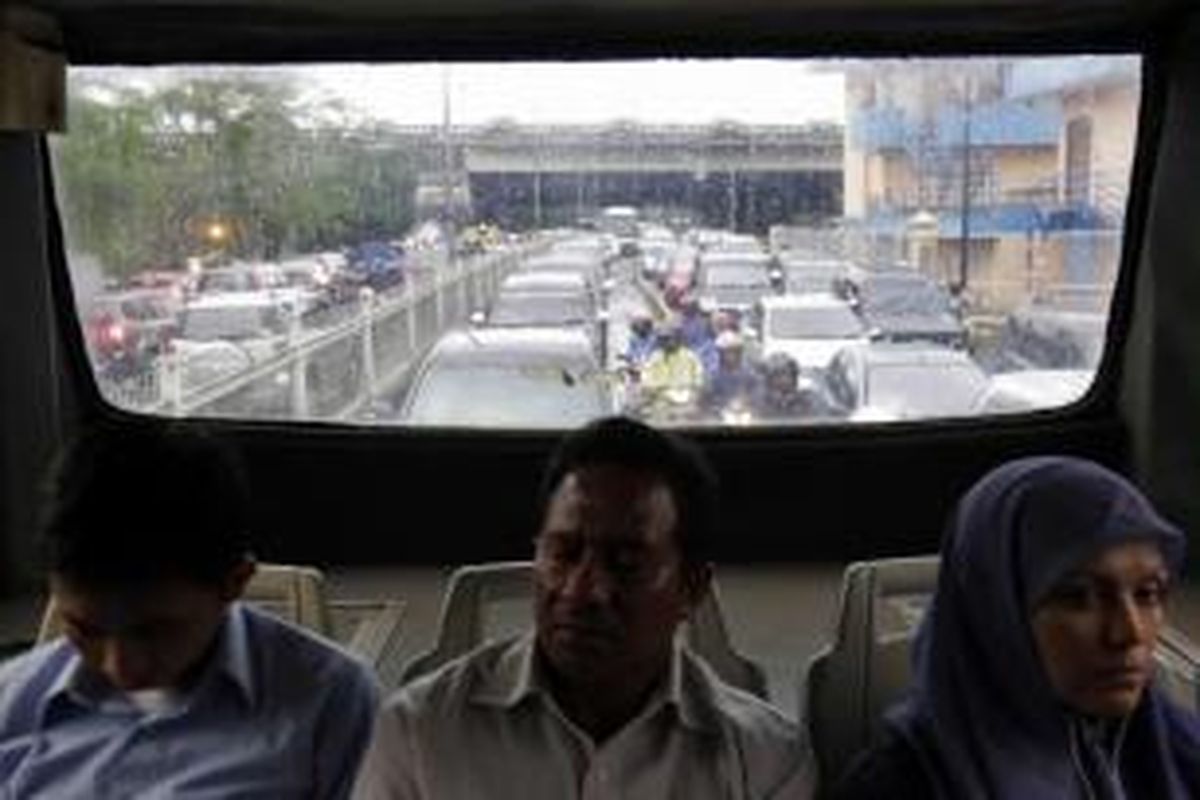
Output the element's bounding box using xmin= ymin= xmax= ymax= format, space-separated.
xmin=888 ymin=456 xmax=1200 ymax=799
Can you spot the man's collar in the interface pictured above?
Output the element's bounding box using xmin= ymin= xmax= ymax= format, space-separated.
xmin=469 ymin=633 xmax=719 ymax=734
xmin=668 ymin=643 xmax=721 ymax=734
xmin=42 ymin=642 xmax=86 ymax=714
xmin=469 ymin=632 xmax=541 ymax=709
xmin=39 ymin=603 xmax=257 ymax=721
xmin=218 ymin=602 xmax=257 ymax=710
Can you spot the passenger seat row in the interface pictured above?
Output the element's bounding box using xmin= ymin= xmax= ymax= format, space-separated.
xmin=34 ymin=558 xmax=1200 ymax=786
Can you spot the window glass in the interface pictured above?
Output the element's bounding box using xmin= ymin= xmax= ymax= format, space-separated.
xmin=768 ymin=307 xmax=864 ymax=339
xmin=402 ymin=366 xmax=610 ymax=428
xmin=53 ymin=56 xmax=1138 ymax=425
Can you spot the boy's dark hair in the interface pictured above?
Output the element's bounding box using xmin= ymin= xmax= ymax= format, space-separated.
xmin=40 ymin=423 xmax=251 ymax=587
xmin=536 ymin=416 xmax=719 ymax=566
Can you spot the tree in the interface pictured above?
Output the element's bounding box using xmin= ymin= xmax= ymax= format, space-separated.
xmin=55 ymin=71 xmax=421 ymax=280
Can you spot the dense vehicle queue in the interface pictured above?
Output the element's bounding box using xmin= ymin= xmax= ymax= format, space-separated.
xmin=80 ymin=218 xmax=1103 ymax=426
xmin=395 ymin=219 xmax=1103 ymax=427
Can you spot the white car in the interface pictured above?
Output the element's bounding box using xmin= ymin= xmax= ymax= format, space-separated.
xmin=974 ymin=369 xmax=1095 ymax=414
xmin=171 ymin=291 xmax=299 ymax=389
xmin=826 ymin=342 xmax=989 ymax=421
xmin=756 ymin=294 xmax=869 ymax=374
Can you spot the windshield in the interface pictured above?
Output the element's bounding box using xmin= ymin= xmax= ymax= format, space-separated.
xmin=53 ymin=55 xmax=1136 ymax=425
xmin=786 ymin=271 xmax=840 ymax=293
xmin=490 ymin=294 xmax=589 ymax=326
xmin=404 ymin=366 xmax=609 ymax=427
xmin=861 ymin=278 xmax=953 ymax=316
xmin=705 ymin=266 xmax=771 ymax=287
xmin=182 ymin=305 xmax=283 ymax=341
xmin=769 ymin=306 xmax=864 ymax=339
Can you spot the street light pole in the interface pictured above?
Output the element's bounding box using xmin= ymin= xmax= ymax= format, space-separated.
xmin=440 ymin=64 xmax=456 ymax=264
xmin=957 ymin=75 xmax=972 ymax=294
xmin=727 ymin=169 xmax=737 ymax=231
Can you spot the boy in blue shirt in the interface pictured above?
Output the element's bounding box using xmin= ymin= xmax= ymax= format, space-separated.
xmin=0 ymin=424 xmax=378 ymax=799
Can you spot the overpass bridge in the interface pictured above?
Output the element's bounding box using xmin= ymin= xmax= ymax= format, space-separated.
xmin=397 ymin=121 xmax=843 ymax=231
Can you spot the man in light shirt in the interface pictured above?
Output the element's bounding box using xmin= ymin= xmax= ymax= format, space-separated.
xmin=354 ymin=416 xmax=814 ymax=799
xmin=0 ymin=424 xmax=379 ymax=798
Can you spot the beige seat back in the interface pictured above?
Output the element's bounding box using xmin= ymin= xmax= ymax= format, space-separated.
xmin=800 ymin=556 xmax=937 ymax=785
xmin=36 ymin=562 xmax=406 ymax=689
xmin=38 ymin=563 xmax=335 ymax=642
xmin=802 ymin=555 xmax=1200 ymax=787
xmin=400 ymin=561 xmax=769 ymax=699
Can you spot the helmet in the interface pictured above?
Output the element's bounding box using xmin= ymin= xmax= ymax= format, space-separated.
xmin=764 ymin=352 xmax=799 ymax=381
xmin=712 ymin=310 xmax=738 ymax=333
xmin=630 ymin=312 xmax=654 ymax=335
xmin=715 ymin=330 xmax=744 ymax=351
xmin=655 ymin=320 xmax=683 ymax=343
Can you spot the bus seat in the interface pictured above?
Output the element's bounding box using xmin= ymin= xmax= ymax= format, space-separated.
xmin=800 ymin=556 xmax=938 ymax=785
xmin=801 ymin=556 xmax=1200 ymax=787
xmin=399 ymin=561 xmax=770 ymax=700
xmin=36 ymin=563 xmax=407 ymax=689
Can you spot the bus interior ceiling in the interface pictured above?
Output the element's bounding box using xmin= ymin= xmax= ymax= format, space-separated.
xmin=3 ymin=0 xmax=1200 ymax=693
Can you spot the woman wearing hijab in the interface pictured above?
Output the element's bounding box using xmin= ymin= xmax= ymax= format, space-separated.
xmin=831 ymin=456 xmax=1200 ymax=799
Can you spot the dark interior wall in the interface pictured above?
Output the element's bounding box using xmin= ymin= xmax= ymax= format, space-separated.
xmin=1122 ymin=19 xmax=1200 ymax=549
xmin=224 ymin=414 xmax=1127 ymax=568
xmin=0 ymin=135 xmax=68 ymax=595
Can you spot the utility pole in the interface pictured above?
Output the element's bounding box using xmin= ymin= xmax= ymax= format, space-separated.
xmin=957 ymin=74 xmax=972 ymax=295
xmin=440 ymin=64 xmax=456 ymax=264
xmin=727 ymin=169 xmax=738 ymax=231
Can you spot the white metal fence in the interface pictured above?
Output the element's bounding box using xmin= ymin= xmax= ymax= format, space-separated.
xmin=99 ymin=247 xmax=526 ymax=422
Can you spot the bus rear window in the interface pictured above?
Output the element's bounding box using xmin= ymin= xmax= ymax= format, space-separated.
xmin=52 ymin=56 xmax=1139 ymax=427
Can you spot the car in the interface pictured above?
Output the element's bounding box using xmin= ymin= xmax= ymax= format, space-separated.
xmin=825 ymin=342 xmax=989 ymax=421
xmin=172 ymin=290 xmax=296 ymax=384
xmin=346 ymin=240 xmax=405 ymax=290
xmin=521 ymin=251 xmax=606 ymax=277
xmin=698 ymin=252 xmax=775 ymax=319
xmin=974 ymin=369 xmax=1095 ymax=414
xmin=278 ymin=256 xmax=356 ymax=310
xmin=83 ymin=288 xmax=180 ymax=379
xmin=636 ymin=237 xmax=680 ymax=282
xmin=194 ymin=263 xmax=286 ymax=295
xmin=547 ymin=234 xmax=617 ymax=263
xmin=397 ymin=327 xmax=612 ymax=428
xmin=851 ymin=269 xmax=967 ymax=348
xmin=701 ymin=232 xmax=764 ymax=255
xmin=499 ymin=270 xmax=592 ymax=299
xmin=485 ymin=292 xmax=593 ymax=329
xmin=177 ymin=290 xmax=294 ymax=346
xmin=775 ymin=256 xmax=854 ymax=295
xmin=756 ymin=294 xmax=869 ymax=375
xmin=980 ymin=305 xmax=1106 ymax=373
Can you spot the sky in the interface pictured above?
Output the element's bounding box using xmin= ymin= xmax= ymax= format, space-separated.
xmin=301 ymin=60 xmax=845 ymax=126
xmin=76 ymin=61 xmax=845 ymax=126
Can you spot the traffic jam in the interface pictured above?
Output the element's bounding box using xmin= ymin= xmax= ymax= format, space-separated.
xmin=80 ymin=206 xmax=1102 ymax=428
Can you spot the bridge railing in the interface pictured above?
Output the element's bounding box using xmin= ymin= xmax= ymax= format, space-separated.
xmin=100 ymin=246 xmax=527 ymax=422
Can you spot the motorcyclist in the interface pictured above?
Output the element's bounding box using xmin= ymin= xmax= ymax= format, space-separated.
xmin=622 ymin=312 xmax=658 ymax=369
xmin=754 ymin=352 xmax=835 ymax=421
xmin=702 ymin=331 xmax=763 ymax=418
xmin=678 ymin=296 xmax=714 ymax=352
xmin=639 ymin=322 xmax=704 ymax=415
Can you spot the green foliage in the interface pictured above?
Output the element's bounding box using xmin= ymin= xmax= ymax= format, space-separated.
xmin=53 ymin=74 xmax=419 ymax=279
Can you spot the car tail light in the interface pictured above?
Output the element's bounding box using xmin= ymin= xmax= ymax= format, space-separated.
xmin=105 ymin=321 xmax=126 ymax=344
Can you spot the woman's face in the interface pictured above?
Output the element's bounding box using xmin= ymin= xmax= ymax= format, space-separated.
xmin=1031 ymin=541 xmax=1170 ymax=718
